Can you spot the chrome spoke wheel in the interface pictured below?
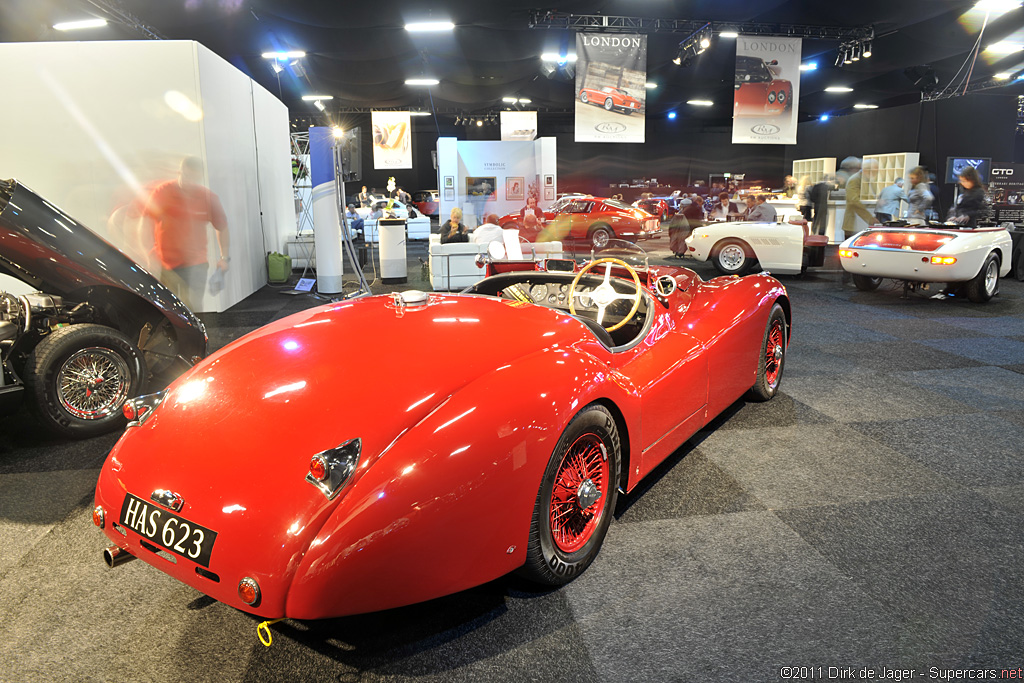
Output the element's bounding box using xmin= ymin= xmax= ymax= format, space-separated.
xmin=984 ymin=259 xmax=998 ymax=296
xmin=56 ymin=347 xmax=131 ymax=420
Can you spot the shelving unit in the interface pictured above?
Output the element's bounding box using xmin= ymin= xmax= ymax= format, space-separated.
xmin=791 ymin=157 xmax=836 ymax=185
xmin=861 ymin=152 xmax=920 ymax=200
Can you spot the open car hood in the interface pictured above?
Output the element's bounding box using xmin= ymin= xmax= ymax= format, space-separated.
xmin=0 ymin=178 xmax=205 ymax=356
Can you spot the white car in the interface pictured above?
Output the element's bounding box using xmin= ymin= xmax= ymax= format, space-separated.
xmin=839 ymin=224 xmax=1013 ymax=302
xmin=356 ymin=199 xmax=431 ymax=242
xmin=684 ymin=219 xmax=828 ymax=276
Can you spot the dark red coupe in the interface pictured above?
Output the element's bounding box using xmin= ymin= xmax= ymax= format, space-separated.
xmin=498 ymin=196 xmax=661 ymax=248
xmin=93 ymin=245 xmax=790 ymax=621
xmin=733 ymin=56 xmax=793 ymax=118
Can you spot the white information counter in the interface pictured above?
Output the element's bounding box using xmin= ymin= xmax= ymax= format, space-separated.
xmin=768 ymin=197 xmax=879 ymax=244
xmin=379 ymin=218 xmax=408 ymax=284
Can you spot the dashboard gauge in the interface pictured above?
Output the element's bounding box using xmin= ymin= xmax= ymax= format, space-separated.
xmin=530 ymin=284 xmax=547 ymax=300
xmin=559 ymin=284 xmax=568 ymax=294
xmin=548 ymin=294 xmax=558 ymax=304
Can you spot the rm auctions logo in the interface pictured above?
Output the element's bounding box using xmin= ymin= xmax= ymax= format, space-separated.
xmin=595 ymin=122 xmax=627 ymax=134
xmin=751 ymin=124 xmax=781 ymax=135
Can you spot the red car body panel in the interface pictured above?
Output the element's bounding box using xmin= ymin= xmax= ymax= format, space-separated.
xmin=579 ymin=86 xmax=642 ymax=114
xmin=734 ymin=56 xmax=793 ymax=118
xmin=412 ymin=190 xmax=439 ymax=217
xmin=95 ymin=266 xmax=789 ymax=620
xmin=498 ymin=197 xmax=661 ymax=244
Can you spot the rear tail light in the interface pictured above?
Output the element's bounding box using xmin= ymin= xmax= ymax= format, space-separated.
xmin=238 ymin=577 xmax=261 ymax=606
xmin=305 ymin=438 xmax=362 ymax=500
xmin=930 ymin=256 xmax=957 ymax=265
xmin=123 ymin=391 xmax=166 ymax=428
xmin=309 ymin=455 xmax=328 ymax=482
xmin=93 ymin=505 xmax=105 ymax=528
xmin=839 ymin=249 xmax=857 ymax=258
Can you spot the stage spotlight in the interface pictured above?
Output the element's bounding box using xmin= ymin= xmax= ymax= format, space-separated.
xmin=851 ymin=44 xmax=861 ymax=62
xmin=819 ymin=114 xmax=830 ymax=122
xmin=862 ymin=41 xmax=873 ymax=58
xmin=672 ymin=49 xmax=682 ymax=66
xmin=835 ymin=50 xmax=845 ymax=67
xmin=271 ymin=62 xmax=283 ymax=74
xmin=314 ymin=100 xmax=326 ymax=112
xmin=476 ymin=119 xmax=483 ymax=127
xmin=667 ymin=111 xmax=677 ymax=119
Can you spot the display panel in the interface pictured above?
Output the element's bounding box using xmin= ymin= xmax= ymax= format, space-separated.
xmin=945 ymin=157 xmax=991 ymax=184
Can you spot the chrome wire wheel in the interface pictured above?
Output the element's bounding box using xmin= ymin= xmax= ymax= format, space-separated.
xmin=591 ymin=228 xmax=611 ymax=249
xmin=764 ymin=319 xmax=785 ymax=389
xmin=984 ymin=258 xmax=998 ymax=296
xmin=56 ymin=347 xmax=132 ymax=420
xmin=549 ymin=433 xmax=609 ymax=554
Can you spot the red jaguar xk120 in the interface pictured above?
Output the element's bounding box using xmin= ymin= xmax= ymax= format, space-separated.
xmin=734 ymin=55 xmax=793 ymax=118
xmin=93 ymin=243 xmax=790 ymax=621
xmin=578 ymin=86 xmax=642 ymax=115
xmin=498 ymin=196 xmax=660 ymax=248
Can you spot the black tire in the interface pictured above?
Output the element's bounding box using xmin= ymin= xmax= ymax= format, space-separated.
xmin=852 ymin=274 xmax=882 ymax=291
xmin=604 ymin=98 xmax=614 ymax=111
xmin=1013 ymin=247 xmax=1024 ymax=282
xmin=580 ymin=91 xmax=589 ymax=104
xmin=623 ymin=109 xmax=633 ymax=116
xmin=748 ymin=304 xmax=787 ymax=401
xmin=712 ymin=239 xmax=752 ymax=275
xmin=590 ymin=225 xmax=613 ymax=249
xmin=966 ymin=252 xmax=1000 ymax=303
xmin=521 ymin=404 xmax=621 ymax=586
xmin=24 ymin=324 xmax=146 ymax=438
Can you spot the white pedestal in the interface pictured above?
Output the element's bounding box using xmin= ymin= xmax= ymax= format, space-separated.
xmin=379 ymin=219 xmax=408 ymax=284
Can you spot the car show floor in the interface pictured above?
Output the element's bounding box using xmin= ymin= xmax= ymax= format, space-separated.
xmin=1 ymin=234 xmax=1023 ymax=682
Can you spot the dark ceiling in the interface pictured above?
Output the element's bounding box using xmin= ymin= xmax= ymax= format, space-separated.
xmin=4 ymin=0 xmax=1024 ymax=126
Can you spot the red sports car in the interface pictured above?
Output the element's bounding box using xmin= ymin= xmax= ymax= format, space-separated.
xmin=733 ymin=56 xmax=793 ymax=118
xmin=498 ymin=196 xmax=660 ymax=248
xmin=411 ymin=190 xmax=439 ymax=217
xmin=579 ymin=86 xmax=642 ymax=115
xmin=92 ymin=246 xmax=790 ymax=621
xmin=633 ymin=198 xmax=669 ymax=221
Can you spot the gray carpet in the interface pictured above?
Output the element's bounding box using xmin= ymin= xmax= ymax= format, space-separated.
xmin=2 ymin=235 xmax=1023 ymax=682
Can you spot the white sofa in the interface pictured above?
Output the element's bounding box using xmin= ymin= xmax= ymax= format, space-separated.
xmin=428 ymin=234 xmax=564 ymax=291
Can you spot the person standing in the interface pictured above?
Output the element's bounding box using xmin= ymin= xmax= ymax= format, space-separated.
xmin=440 ymin=207 xmax=469 ymax=244
xmin=906 ymin=166 xmax=934 ymax=226
xmin=358 ymin=186 xmax=372 ymax=208
xmin=809 ymin=175 xmax=834 ymax=236
xmin=839 ymin=157 xmax=876 ymax=240
xmin=143 ymin=156 xmax=229 ymax=311
xmin=949 ymin=166 xmax=988 ymax=227
xmin=875 ymin=177 xmax=906 ymax=223
xmin=796 ymin=175 xmax=813 ymax=221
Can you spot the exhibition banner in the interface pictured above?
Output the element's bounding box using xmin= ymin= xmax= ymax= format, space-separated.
xmin=500 ymin=111 xmax=537 ymax=141
xmin=732 ymin=36 xmax=801 ymax=145
xmin=371 ymin=110 xmax=411 ymax=169
xmin=986 ymin=162 xmax=1024 ymax=222
xmin=575 ymin=33 xmax=646 ymax=143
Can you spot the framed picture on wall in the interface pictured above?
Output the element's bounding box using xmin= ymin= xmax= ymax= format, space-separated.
xmin=444 ymin=175 xmax=454 ymax=189
xmin=443 ymin=188 xmax=455 ymax=201
xmin=506 ymin=177 xmax=525 ymax=201
xmin=466 ymin=176 xmax=496 ymax=199
xmin=544 ymin=187 xmax=555 ymax=201
xmin=544 ymin=174 xmax=554 ymax=187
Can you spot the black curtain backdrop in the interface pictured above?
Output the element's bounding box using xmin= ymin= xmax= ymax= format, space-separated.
xmin=325 ymin=92 xmax=1016 ymax=206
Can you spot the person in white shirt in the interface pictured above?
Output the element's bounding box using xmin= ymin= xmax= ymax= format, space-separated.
xmin=471 ymin=213 xmax=504 ymax=244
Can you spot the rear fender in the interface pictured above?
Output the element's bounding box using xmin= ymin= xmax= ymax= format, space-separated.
xmin=284 ymin=341 xmax=634 ymax=619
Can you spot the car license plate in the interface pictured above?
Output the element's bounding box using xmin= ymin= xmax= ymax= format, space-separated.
xmin=119 ymin=493 xmax=217 ymax=567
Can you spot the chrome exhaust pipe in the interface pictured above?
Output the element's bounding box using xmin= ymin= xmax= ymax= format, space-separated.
xmin=103 ymin=545 xmax=136 ymax=568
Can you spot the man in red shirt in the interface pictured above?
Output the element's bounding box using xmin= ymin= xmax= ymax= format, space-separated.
xmin=143 ymin=157 xmax=230 ymax=310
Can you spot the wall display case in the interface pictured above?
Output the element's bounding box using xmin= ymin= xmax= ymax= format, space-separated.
xmin=791 ymin=157 xmax=836 ymax=185
xmin=861 ymin=152 xmax=920 ymax=200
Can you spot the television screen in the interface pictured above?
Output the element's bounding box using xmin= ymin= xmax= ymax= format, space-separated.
xmin=945 ymin=157 xmax=990 ymax=184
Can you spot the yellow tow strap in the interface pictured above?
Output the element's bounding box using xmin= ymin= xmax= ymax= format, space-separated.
xmin=257 ymin=618 xmax=284 ymax=647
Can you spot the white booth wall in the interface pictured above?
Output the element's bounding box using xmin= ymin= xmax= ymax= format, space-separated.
xmin=437 ymin=137 xmax=558 ymax=226
xmin=0 ymin=40 xmax=293 ymax=313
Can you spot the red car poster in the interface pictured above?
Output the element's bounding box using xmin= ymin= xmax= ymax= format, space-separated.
xmin=575 ymin=33 xmax=646 ymax=143
xmin=732 ymin=37 xmax=801 ymax=145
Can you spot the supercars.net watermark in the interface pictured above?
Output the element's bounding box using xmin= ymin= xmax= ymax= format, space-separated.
xmin=778 ymin=666 xmax=1023 ymax=681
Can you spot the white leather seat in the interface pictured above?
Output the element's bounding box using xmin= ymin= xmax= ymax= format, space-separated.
xmin=428 ymin=235 xmax=564 ymax=291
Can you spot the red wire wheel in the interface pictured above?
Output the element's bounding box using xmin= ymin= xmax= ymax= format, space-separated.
xmin=764 ymin=318 xmax=785 ymax=389
xmin=548 ymin=433 xmax=609 ymax=553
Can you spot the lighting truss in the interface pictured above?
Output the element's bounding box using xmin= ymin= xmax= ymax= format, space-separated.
xmin=83 ymin=0 xmax=165 ymax=39
xmin=528 ymin=11 xmax=873 ymax=42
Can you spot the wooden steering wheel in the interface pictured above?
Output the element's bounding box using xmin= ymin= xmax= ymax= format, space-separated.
xmin=568 ymin=257 xmax=643 ymax=332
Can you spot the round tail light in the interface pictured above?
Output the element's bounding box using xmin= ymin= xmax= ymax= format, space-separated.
xmin=238 ymin=577 xmax=261 ymax=606
xmin=122 ymin=402 xmax=137 ymax=420
xmin=309 ymin=455 xmax=329 ymax=482
xmin=92 ymin=505 xmax=105 ymax=528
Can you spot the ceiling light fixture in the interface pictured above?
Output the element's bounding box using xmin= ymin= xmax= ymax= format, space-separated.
xmin=332 ymin=126 xmax=344 ymax=138
xmin=476 ymin=119 xmax=484 ymax=127
xmin=645 ymin=82 xmax=658 ymax=89
xmin=825 ymin=86 xmax=854 ymax=92
xmin=672 ymin=50 xmax=683 ymax=66
xmin=851 ymin=43 xmax=861 ymax=61
xmin=667 ymin=111 xmax=677 ymax=119
xmin=517 ymin=98 xmax=532 ymax=104
xmin=862 ymin=41 xmax=873 ymax=58
xmin=541 ymin=52 xmax=577 ymax=62
xmin=53 ymin=18 xmax=107 ymax=31
xmin=986 ymin=41 xmax=1024 ymax=53
xmin=853 ymin=103 xmax=878 ymax=109
xmin=302 ymin=95 xmax=334 ymax=100
xmin=718 ymin=31 xmax=739 ymax=39
xmin=313 ymin=101 xmax=326 ymax=112
xmin=405 ymin=78 xmax=440 ymax=86
xmin=972 ymin=0 xmax=1022 ymax=13
xmin=502 ymin=97 xmax=518 ymax=103
xmin=687 ymin=99 xmax=714 ymax=106
xmin=800 ymin=62 xmax=818 ymax=71
xmin=410 ymin=111 xmax=432 ymax=116
xmin=262 ymin=51 xmax=306 ymax=59
xmin=404 ymin=21 xmax=455 ymax=32
xmin=271 ymin=62 xmax=284 ymax=74
xmin=995 ymin=72 xmax=1013 ymax=79
xmin=819 ymin=114 xmax=830 ymax=121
